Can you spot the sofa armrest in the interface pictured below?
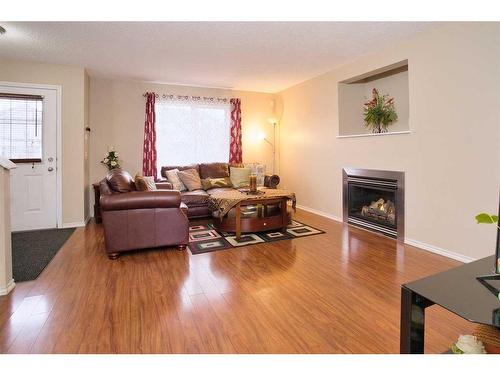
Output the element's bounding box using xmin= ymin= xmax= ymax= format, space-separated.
xmin=264 ymin=174 xmax=280 ymax=189
xmin=155 ymin=180 xmax=173 ymax=190
xmin=100 ymin=190 xmax=181 ymax=211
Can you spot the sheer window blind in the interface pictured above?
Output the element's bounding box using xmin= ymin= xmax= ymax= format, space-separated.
xmin=155 ymin=101 xmax=230 ymax=168
xmin=0 ymin=93 xmax=43 ymax=162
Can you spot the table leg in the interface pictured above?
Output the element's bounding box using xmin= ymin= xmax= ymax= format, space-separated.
xmin=235 ymin=203 xmax=241 ymax=240
xmin=400 ymin=286 xmax=433 ymax=354
xmin=280 ymin=199 xmax=288 ymax=231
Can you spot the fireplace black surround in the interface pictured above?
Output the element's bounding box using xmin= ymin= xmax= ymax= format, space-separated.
xmin=343 ymin=168 xmax=404 ymax=240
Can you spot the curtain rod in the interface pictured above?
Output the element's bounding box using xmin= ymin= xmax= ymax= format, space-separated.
xmin=143 ymin=93 xmax=231 ymax=103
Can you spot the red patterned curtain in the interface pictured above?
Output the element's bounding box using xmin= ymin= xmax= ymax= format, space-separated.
xmin=229 ymin=98 xmax=242 ymax=164
xmin=143 ymin=92 xmax=157 ymax=179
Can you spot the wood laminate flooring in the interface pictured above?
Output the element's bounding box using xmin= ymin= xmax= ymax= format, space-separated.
xmin=0 ymin=209 xmax=473 ymax=353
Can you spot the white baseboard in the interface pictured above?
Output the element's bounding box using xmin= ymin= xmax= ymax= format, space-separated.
xmin=293 ymin=203 xmax=476 ymax=264
xmin=404 ymin=238 xmax=476 ymax=263
xmin=293 ymin=204 xmax=343 ymax=223
xmin=61 ymin=221 xmax=87 ymax=228
xmin=0 ymin=279 xmax=15 ymax=296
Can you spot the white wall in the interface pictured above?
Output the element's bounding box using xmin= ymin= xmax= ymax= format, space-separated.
xmin=278 ymin=23 xmax=500 ymax=261
xmin=0 ymin=58 xmax=87 ymax=226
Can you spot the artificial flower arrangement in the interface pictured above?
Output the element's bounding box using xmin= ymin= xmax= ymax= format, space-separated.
xmin=101 ymin=148 xmax=120 ymax=171
xmin=363 ymin=88 xmax=398 ymax=133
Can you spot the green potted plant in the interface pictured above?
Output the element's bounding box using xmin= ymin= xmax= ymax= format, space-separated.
xmin=476 ymin=211 xmax=500 ymax=273
xmin=363 ymin=88 xmax=398 ymax=133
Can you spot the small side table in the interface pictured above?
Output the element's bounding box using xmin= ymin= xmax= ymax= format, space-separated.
xmin=92 ymin=183 xmax=102 ymax=223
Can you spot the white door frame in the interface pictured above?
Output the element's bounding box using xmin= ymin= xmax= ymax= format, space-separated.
xmin=0 ymin=81 xmax=63 ymax=229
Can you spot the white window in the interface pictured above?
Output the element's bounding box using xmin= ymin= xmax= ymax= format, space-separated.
xmin=155 ymin=100 xmax=231 ymax=171
xmin=0 ymin=94 xmax=43 ymax=162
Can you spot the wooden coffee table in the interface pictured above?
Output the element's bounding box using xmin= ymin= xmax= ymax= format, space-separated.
xmin=212 ymin=196 xmax=291 ymax=240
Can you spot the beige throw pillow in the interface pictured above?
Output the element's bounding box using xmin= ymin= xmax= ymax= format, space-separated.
xmin=201 ymin=177 xmax=233 ymax=190
xmin=164 ymin=169 xmax=186 ymax=191
xmin=230 ymin=167 xmax=251 ymax=188
xmin=210 ymin=177 xmax=233 ymax=188
xmin=143 ymin=176 xmax=157 ymax=191
xmin=201 ymin=178 xmax=212 ymax=190
xmin=177 ymin=168 xmax=203 ymax=191
xmin=134 ymin=175 xmax=157 ymax=191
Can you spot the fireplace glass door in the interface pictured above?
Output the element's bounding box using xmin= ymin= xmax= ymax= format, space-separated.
xmin=348 ymin=183 xmax=397 ymax=229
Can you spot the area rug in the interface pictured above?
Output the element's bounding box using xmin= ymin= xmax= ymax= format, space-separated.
xmin=11 ymin=227 xmax=76 ymax=282
xmin=188 ymin=220 xmax=324 ymax=254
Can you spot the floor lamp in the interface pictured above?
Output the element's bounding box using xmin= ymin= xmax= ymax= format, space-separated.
xmin=263 ymin=118 xmax=277 ymax=174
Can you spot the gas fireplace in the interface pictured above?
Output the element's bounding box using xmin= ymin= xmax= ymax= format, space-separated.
xmin=343 ymin=168 xmax=404 ymax=240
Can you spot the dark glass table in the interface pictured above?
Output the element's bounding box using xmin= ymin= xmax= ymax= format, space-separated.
xmin=400 ymin=256 xmax=500 ymax=353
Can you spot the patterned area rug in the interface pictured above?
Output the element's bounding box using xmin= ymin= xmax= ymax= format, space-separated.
xmin=188 ymin=220 xmax=324 ymax=254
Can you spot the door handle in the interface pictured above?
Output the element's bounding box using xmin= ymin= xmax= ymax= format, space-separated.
xmin=48 ymin=167 xmax=54 ymax=172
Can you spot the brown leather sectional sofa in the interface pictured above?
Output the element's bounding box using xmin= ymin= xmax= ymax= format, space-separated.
xmin=97 ymin=163 xmax=279 ymax=259
xmin=159 ymin=162 xmax=280 ymax=218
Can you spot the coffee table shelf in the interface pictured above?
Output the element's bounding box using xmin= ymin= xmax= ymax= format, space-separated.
xmin=212 ymin=197 xmax=291 ymax=239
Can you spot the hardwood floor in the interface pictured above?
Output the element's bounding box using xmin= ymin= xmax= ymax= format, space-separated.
xmin=0 ymin=209 xmax=473 ymax=353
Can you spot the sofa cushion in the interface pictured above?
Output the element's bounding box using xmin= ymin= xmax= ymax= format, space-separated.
xmin=177 ymin=168 xmax=203 ymax=191
xmin=199 ymin=163 xmax=230 ymax=179
xmin=186 ymin=205 xmax=211 ymax=218
xmin=155 ymin=181 xmax=173 ymax=190
xmin=164 ymin=169 xmax=187 ymax=191
xmin=206 ymin=187 xmax=235 ymax=195
xmin=161 ymin=164 xmax=200 ymax=179
xmin=106 ymin=169 xmax=136 ymax=193
xmin=180 ymin=189 xmax=209 ymax=207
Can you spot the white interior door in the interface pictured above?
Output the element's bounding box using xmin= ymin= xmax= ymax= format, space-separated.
xmin=0 ymin=85 xmax=58 ymax=232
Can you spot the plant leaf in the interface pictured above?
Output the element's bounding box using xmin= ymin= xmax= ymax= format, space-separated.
xmin=475 ymin=213 xmax=498 ymax=224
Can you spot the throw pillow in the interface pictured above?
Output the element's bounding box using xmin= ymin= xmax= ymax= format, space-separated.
xmin=134 ymin=175 xmax=148 ymax=191
xmin=143 ymin=176 xmax=157 ymax=191
xmin=230 ymin=167 xmax=251 ymax=188
xmin=134 ymin=175 xmax=157 ymax=191
xmin=209 ymin=177 xmax=233 ymax=188
xmin=164 ymin=169 xmax=187 ymax=191
xmin=201 ymin=178 xmax=212 ymax=190
xmin=201 ymin=177 xmax=234 ymax=190
xmin=177 ymin=168 xmax=203 ymax=191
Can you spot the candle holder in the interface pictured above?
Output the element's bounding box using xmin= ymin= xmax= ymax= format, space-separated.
xmin=249 ymin=174 xmax=257 ymax=193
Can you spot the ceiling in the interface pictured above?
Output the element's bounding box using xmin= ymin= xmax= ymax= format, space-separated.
xmin=0 ymin=22 xmax=436 ymax=93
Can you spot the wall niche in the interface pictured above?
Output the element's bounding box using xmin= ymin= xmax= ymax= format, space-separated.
xmin=338 ymin=60 xmax=409 ymax=138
